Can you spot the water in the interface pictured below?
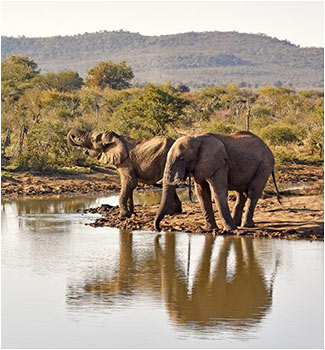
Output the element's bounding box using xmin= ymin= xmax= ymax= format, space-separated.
xmin=2 ymin=193 xmax=324 ymax=349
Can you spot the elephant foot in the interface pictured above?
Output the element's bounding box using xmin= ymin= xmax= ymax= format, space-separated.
xmin=222 ymin=223 xmax=238 ymax=232
xmin=242 ymin=220 xmax=255 ymax=228
xmin=120 ymin=209 xmax=132 ymax=218
xmin=175 ymin=206 xmax=183 ymax=214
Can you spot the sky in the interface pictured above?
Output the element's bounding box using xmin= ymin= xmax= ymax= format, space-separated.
xmin=1 ymin=1 xmax=324 ymax=47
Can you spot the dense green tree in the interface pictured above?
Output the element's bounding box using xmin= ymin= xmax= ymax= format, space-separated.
xmin=2 ymin=55 xmax=39 ymax=83
xmin=1 ymin=55 xmax=39 ymax=101
xmin=85 ymin=60 xmax=134 ymax=90
xmin=31 ymin=71 xmax=83 ymax=92
xmin=113 ymin=83 xmax=188 ymax=138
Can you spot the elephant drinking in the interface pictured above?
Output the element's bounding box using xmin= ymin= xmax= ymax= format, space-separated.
xmin=154 ymin=131 xmax=281 ymax=232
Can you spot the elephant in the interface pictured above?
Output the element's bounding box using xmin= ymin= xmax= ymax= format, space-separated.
xmin=67 ymin=129 xmax=182 ymax=217
xmin=154 ymin=131 xmax=281 ymax=232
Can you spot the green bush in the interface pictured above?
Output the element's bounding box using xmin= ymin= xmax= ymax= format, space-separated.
xmin=203 ymin=121 xmax=237 ymax=134
xmin=260 ymin=125 xmax=300 ymax=146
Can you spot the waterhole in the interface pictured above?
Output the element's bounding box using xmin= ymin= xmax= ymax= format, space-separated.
xmin=2 ymin=193 xmax=323 ymax=348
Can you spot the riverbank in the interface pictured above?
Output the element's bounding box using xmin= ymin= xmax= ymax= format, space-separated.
xmin=1 ymin=163 xmax=323 ymax=199
xmin=1 ymin=163 xmax=323 ymax=240
xmin=83 ymin=195 xmax=323 ymax=240
xmin=1 ymin=166 xmax=121 ymax=199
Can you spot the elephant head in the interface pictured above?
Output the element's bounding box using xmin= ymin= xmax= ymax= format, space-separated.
xmin=67 ymin=129 xmax=93 ymax=149
xmin=67 ymin=129 xmax=129 ymax=166
xmin=154 ymin=134 xmax=228 ymax=231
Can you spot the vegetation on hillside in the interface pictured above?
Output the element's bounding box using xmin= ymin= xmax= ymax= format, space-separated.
xmin=1 ymin=55 xmax=324 ymax=173
xmin=1 ymin=30 xmax=323 ymax=89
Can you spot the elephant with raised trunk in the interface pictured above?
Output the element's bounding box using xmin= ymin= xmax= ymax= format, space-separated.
xmin=67 ymin=129 xmax=182 ymax=217
xmin=154 ymin=131 xmax=281 ymax=232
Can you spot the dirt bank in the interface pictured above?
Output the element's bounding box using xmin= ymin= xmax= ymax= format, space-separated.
xmin=1 ymin=166 xmax=121 ymax=199
xmin=1 ymin=163 xmax=323 ymax=240
xmin=81 ymin=194 xmax=323 ymax=240
xmin=1 ymin=163 xmax=323 ymax=199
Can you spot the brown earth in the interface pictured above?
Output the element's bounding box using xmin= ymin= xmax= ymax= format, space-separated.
xmin=1 ymin=166 xmax=121 ymax=199
xmin=82 ymin=195 xmax=323 ymax=240
xmin=1 ymin=163 xmax=324 ymax=240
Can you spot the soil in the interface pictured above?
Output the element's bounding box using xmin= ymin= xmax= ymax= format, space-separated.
xmin=1 ymin=163 xmax=324 ymax=240
xmin=1 ymin=166 xmax=121 ymax=199
xmin=82 ymin=195 xmax=323 ymax=240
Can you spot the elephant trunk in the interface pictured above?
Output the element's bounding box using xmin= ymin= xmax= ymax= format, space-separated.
xmin=67 ymin=129 xmax=92 ymax=148
xmin=154 ymin=181 xmax=175 ymax=232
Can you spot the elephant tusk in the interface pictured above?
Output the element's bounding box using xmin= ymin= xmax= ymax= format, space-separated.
xmin=166 ymin=178 xmax=181 ymax=186
xmin=156 ymin=178 xmax=163 ymax=185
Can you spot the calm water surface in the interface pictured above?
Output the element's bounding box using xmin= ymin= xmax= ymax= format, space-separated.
xmin=2 ymin=192 xmax=324 ymax=349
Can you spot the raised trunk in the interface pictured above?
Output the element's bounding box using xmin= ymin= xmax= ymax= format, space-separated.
xmin=67 ymin=129 xmax=92 ymax=148
xmin=154 ymin=182 xmax=176 ymax=232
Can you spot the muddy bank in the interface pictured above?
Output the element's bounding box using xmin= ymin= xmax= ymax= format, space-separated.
xmin=1 ymin=167 xmax=121 ymax=199
xmin=2 ymin=163 xmax=323 ymax=240
xmin=82 ymin=195 xmax=323 ymax=240
xmin=1 ymin=163 xmax=323 ymax=199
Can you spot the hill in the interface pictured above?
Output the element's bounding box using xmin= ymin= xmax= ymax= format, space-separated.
xmin=1 ymin=30 xmax=324 ymax=89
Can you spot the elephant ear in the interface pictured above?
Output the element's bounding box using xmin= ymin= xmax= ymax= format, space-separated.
xmin=95 ymin=131 xmax=129 ymax=166
xmin=193 ymin=135 xmax=228 ymax=180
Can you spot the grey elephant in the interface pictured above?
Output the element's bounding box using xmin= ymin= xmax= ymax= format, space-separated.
xmin=154 ymin=131 xmax=281 ymax=232
xmin=67 ymin=129 xmax=182 ymax=217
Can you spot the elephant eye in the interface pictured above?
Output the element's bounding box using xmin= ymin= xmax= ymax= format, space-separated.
xmin=180 ymin=156 xmax=185 ymax=161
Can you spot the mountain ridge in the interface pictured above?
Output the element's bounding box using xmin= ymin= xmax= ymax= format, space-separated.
xmin=2 ymin=30 xmax=324 ymax=89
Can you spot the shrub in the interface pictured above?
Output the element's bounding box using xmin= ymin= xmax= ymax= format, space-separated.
xmin=203 ymin=121 xmax=237 ymax=134
xmin=260 ymin=125 xmax=300 ymax=146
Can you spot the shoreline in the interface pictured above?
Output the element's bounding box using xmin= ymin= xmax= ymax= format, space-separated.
xmin=1 ymin=164 xmax=323 ymax=241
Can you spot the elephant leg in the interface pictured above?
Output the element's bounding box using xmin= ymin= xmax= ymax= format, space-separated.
xmin=119 ymin=184 xmax=132 ymax=217
xmin=242 ymin=172 xmax=269 ymax=228
xmin=232 ymin=191 xmax=247 ymax=226
xmin=195 ymin=181 xmax=218 ymax=231
xmin=128 ymin=192 xmax=134 ymax=215
xmin=207 ymin=169 xmax=237 ymax=232
xmin=119 ymin=181 xmax=137 ymax=218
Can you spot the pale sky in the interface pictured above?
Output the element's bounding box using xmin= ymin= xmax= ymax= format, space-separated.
xmin=1 ymin=1 xmax=324 ymax=47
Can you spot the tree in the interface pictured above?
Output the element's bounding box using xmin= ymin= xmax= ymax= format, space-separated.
xmin=1 ymin=55 xmax=39 ymax=84
xmin=31 ymin=71 xmax=83 ymax=92
xmin=85 ymin=60 xmax=134 ymax=90
xmin=113 ymin=83 xmax=188 ymax=138
xmin=1 ymin=55 xmax=40 ymax=101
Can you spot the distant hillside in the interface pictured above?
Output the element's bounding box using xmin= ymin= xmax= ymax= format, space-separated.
xmin=1 ymin=30 xmax=324 ymax=89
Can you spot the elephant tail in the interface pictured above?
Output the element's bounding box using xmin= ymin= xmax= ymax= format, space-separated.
xmin=271 ymin=170 xmax=282 ymax=205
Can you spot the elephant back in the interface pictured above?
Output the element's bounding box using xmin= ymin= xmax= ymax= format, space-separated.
xmin=130 ymin=136 xmax=174 ymax=183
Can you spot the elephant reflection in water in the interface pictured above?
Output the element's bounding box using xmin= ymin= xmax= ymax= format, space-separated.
xmin=67 ymin=231 xmax=274 ymax=330
xmin=68 ymin=230 xmax=160 ymax=300
xmin=83 ymin=230 xmax=138 ymax=296
xmin=155 ymin=234 xmax=273 ymax=327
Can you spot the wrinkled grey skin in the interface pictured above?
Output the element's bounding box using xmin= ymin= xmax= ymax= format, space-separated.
xmin=67 ymin=129 xmax=182 ymax=217
xmin=154 ymin=131 xmax=281 ymax=232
